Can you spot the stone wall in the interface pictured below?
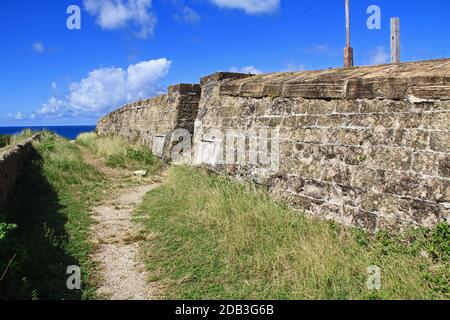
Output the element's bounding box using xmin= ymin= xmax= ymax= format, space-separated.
xmin=98 ymin=59 xmax=450 ymax=231
xmin=193 ymin=59 xmax=450 ymax=231
xmin=0 ymin=135 xmax=40 ymax=210
xmin=97 ymin=83 xmax=201 ymax=158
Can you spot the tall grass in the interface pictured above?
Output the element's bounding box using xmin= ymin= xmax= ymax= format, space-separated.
xmin=135 ymin=166 xmax=449 ymax=300
xmin=8 ymin=129 xmax=35 ymax=146
xmin=1 ymin=129 xmax=36 ymax=151
xmin=76 ymin=132 xmax=161 ymax=175
xmin=0 ymin=135 xmax=11 ymax=149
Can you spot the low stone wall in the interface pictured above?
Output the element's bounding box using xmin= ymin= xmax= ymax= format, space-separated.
xmin=97 ymin=83 xmax=201 ymax=158
xmin=0 ymin=135 xmax=40 ymax=210
xmin=193 ymin=60 xmax=450 ymax=231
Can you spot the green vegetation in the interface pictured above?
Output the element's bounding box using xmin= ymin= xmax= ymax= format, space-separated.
xmin=2 ymin=130 xmax=448 ymax=300
xmin=0 ymin=130 xmax=37 ymax=150
xmin=0 ymin=134 xmax=11 ymax=148
xmin=76 ymin=132 xmax=162 ymax=175
xmin=8 ymin=129 xmax=35 ymax=145
xmin=135 ymin=166 xmax=449 ymax=300
xmin=0 ymin=132 xmax=107 ymax=299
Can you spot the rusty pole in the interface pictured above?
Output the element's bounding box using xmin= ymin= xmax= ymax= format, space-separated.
xmin=344 ymin=0 xmax=354 ymax=67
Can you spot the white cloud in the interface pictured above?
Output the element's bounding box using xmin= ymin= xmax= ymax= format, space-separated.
xmin=32 ymin=41 xmax=45 ymax=53
xmin=84 ymin=0 xmax=156 ymax=38
xmin=282 ymin=62 xmax=306 ymax=72
xmin=51 ymin=82 xmax=58 ymax=90
xmin=230 ymin=65 xmax=263 ymax=74
xmin=35 ymin=97 xmax=66 ymax=118
xmin=173 ymin=5 xmax=200 ymax=23
xmin=210 ymin=0 xmax=280 ymax=15
xmin=368 ymin=46 xmax=389 ymax=65
xmin=33 ymin=58 xmax=171 ymax=119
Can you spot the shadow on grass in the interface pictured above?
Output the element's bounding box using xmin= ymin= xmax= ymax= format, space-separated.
xmin=0 ymin=147 xmax=82 ymax=300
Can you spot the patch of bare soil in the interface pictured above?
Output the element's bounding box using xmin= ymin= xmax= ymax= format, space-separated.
xmin=79 ymin=146 xmax=162 ymax=300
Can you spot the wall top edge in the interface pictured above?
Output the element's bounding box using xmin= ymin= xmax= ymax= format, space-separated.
xmin=200 ymin=72 xmax=255 ymax=85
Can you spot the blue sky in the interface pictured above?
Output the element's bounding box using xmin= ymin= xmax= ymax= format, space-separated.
xmin=0 ymin=0 xmax=449 ymax=126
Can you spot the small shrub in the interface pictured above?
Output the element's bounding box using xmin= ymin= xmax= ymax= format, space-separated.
xmin=0 ymin=135 xmax=11 ymax=148
xmin=106 ymin=153 xmax=127 ymax=169
xmin=0 ymin=222 xmax=17 ymax=241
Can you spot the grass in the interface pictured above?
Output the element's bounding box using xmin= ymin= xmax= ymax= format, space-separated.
xmin=1 ymin=130 xmax=37 ymax=151
xmin=0 ymin=132 xmax=107 ymax=299
xmin=0 ymin=134 xmax=11 ymax=149
xmin=2 ymin=130 xmax=448 ymax=300
xmin=135 ymin=166 xmax=449 ymax=300
xmin=76 ymin=132 xmax=161 ymax=175
xmin=8 ymin=129 xmax=35 ymax=145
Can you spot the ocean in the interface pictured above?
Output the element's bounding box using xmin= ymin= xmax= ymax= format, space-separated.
xmin=0 ymin=126 xmax=96 ymax=140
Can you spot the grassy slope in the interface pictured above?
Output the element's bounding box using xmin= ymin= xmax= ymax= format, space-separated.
xmin=76 ymin=132 xmax=161 ymax=175
xmin=0 ymin=133 xmax=107 ymax=299
xmin=136 ymin=166 xmax=449 ymax=300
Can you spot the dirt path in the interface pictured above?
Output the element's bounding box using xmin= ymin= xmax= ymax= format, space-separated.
xmin=79 ymin=146 xmax=161 ymax=300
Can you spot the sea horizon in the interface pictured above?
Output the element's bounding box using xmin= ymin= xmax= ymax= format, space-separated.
xmin=0 ymin=125 xmax=96 ymax=140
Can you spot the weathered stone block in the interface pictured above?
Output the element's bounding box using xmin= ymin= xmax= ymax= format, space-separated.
xmin=412 ymin=152 xmax=441 ymax=176
xmin=398 ymin=129 xmax=429 ymax=150
xmin=306 ymin=100 xmax=335 ymax=115
xmin=335 ymin=100 xmax=360 ymax=113
xmin=430 ymin=132 xmax=450 ymax=152
xmin=350 ymin=167 xmax=376 ymax=189
xmin=438 ymin=155 xmax=450 ymax=178
xmin=338 ymin=128 xmax=372 ymax=146
xmin=316 ymin=114 xmax=347 ymax=128
xmin=369 ymin=147 xmax=412 ymax=171
xmin=360 ymin=100 xmax=386 ymax=113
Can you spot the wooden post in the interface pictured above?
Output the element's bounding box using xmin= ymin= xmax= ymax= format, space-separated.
xmin=391 ymin=18 xmax=400 ymax=64
xmin=344 ymin=0 xmax=354 ymax=68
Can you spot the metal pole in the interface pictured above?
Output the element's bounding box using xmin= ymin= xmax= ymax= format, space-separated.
xmin=344 ymin=0 xmax=354 ymax=67
xmin=391 ymin=18 xmax=400 ymax=64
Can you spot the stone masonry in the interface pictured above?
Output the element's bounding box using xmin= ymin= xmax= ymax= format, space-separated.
xmin=98 ymin=59 xmax=450 ymax=231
